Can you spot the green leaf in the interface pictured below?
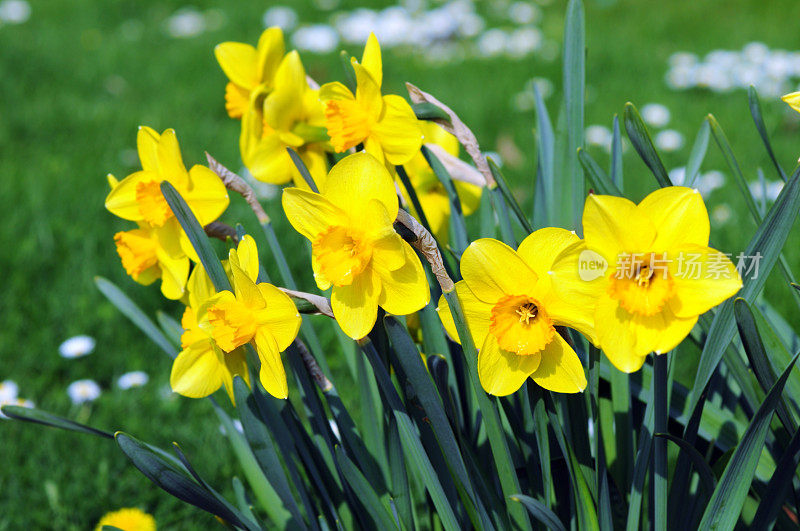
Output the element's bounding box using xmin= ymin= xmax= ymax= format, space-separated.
xmin=748 ymin=85 xmax=788 ymax=181
xmin=623 ymin=102 xmax=672 ymax=187
xmin=655 ymin=433 xmax=716 ymax=496
xmin=653 ymin=354 xmax=668 ymax=531
xmin=685 ymin=120 xmax=710 ymax=186
xmin=706 ymin=114 xmax=761 ymax=221
xmin=393 ymin=411 xmax=460 ymax=531
xmin=578 ymin=147 xmax=623 ymax=196
xmin=422 ymin=145 xmax=470 ymax=253
xmin=386 ymin=417 xmax=415 ymax=530
xmin=287 ymin=148 xmax=319 ymax=193
xmin=160 ymin=181 xmax=230 ymax=292
xmin=489 ymin=186 xmax=516 ymax=246
xmin=413 ymin=102 xmax=450 ymax=122
xmin=510 ymin=495 xmax=566 ymax=531
xmin=1 ymin=405 xmax=114 ymax=439
xmin=750 ymin=427 xmax=800 ymax=528
xmin=698 ymin=352 xmax=799 ymax=530
xmin=95 ymin=276 xmax=177 ymax=358
xmin=533 ymin=84 xmax=555 ymax=226
xmin=609 ymin=115 xmax=623 ymax=190
xmin=487 ymin=158 xmax=533 ymax=234
xmin=626 ymin=367 xmax=655 ymax=531
xmin=563 ymin=0 xmax=586 ymax=227
xmin=233 ymin=377 xmax=307 ymax=528
xmin=156 ymin=310 xmax=183 ymax=346
xmin=115 ymin=432 xmax=261 ymax=531
xmin=334 ymin=445 xmax=400 ymax=530
xmin=688 ymin=164 xmax=800 ymax=412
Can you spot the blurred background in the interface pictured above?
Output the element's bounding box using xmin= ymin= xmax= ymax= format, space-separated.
xmin=2 ymin=0 xmax=800 ymax=528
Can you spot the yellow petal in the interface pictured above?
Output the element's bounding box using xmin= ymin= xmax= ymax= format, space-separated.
xmin=594 ymin=295 xmax=648 ymax=372
xmin=436 ymin=281 xmax=493 ymax=347
xmin=254 ymin=330 xmax=288 ymax=399
xmin=282 ymin=188 xmax=346 ymax=241
xmin=256 ymin=27 xmax=286 ymax=87
xmin=104 ymin=170 xmax=159 ymax=221
xmin=156 ymin=247 xmax=190 ymax=300
xmin=376 ymin=243 xmax=430 ymax=315
xmin=230 ymin=260 xmax=264 ymax=308
xmin=322 ymin=152 xmax=399 ymax=221
xmin=353 ymin=62 xmax=383 ymax=119
xmin=264 ymin=51 xmax=306 ymax=132
xmin=478 ymin=334 xmax=541 ymax=396
xmin=224 ymin=82 xmax=251 ymax=119
xmin=667 ymin=245 xmax=743 ymax=318
xmin=331 ymin=269 xmax=380 ymax=339
xmin=455 ymin=181 xmax=482 ymax=216
xmin=370 ymin=95 xmax=423 ymax=166
xmin=638 ymin=187 xmax=709 ymax=250
xmin=416 ymin=186 xmax=451 ymax=242
xmin=460 ymin=238 xmax=538 ymax=304
xmin=360 ymin=33 xmax=382 ymax=87
xmin=221 ymin=347 xmax=250 ymax=404
xmin=583 ymin=194 xmax=656 ymax=266
xmin=170 ymin=343 xmax=225 ymax=398
xmin=517 ymin=228 xmax=581 ymax=278
xmin=187 ymin=263 xmax=216 ymax=308
xmin=184 ymin=165 xmax=229 ymax=226
xmin=531 ymin=333 xmax=587 ymax=393
xmin=215 ymin=41 xmax=260 ymax=89
xmin=292 ymin=146 xmax=328 ymax=191
xmin=256 ymin=283 xmax=301 ymax=351
xmin=653 ymin=307 xmax=698 ymax=354
xmin=137 ymin=126 xmax=161 ymax=172
xmin=243 ymin=132 xmax=295 ymax=185
xmin=363 ymin=135 xmax=385 ymax=165
xmin=782 ymin=91 xmax=800 ymax=113
xmin=319 ymin=81 xmax=356 ymax=103
xmin=232 ymin=235 xmax=260 ymax=283
xmin=549 ymin=240 xmax=607 ymax=311
xmin=157 ymin=129 xmax=188 ymax=184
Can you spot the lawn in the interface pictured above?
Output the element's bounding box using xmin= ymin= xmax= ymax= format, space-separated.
xmin=2 ymin=0 xmax=800 ymax=528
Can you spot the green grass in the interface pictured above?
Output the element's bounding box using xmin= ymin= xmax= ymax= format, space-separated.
xmin=2 ymin=0 xmax=800 ymax=528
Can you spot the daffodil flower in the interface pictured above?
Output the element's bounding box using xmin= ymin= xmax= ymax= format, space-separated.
xmin=782 ymin=91 xmax=800 ymax=113
xmin=113 ymin=223 xmax=190 ymax=300
xmin=241 ymin=50 xmax=328 ymax=188
xmin=170 ymin=253 xmax=249 ymax=403
xmin=401 ymin=122 xmax=482 ymax=242
xmin=437 ymin=229 xmax=593 ymax=396
xmin=215 ymin=27 xmax=285 ymax=119
xmin=552 ymin=187 xmax=742 ymax=373
xmin=320 ymin=33 xmax=422 ymax=167
xmin=282 ymin=152 xmax=430 ymax=340
xmin=199 ymin=236 xmax=301 ymax=399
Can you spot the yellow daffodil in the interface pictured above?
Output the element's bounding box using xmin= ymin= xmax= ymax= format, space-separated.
xmin=437 ymin=229 xmax=592 ymax=396
xmin=782 ymin=91 xmax=800 ymax=113
xmin=113 ymin=223 xmax=190 ymax=300
xmin=105 ymin=127 xmax=229 ymax=230
xmin=241 ymin=50 xmax=328 ymax=188
xmin=215 ymin=27 xmax=285 ymax=119
xmin=199 ymin=236 xmax=301 ymax=399
xmin=552 ymin=187 xmax=742 ymax=373
xmin=401 ymin=122 xmax=482 ymax=242
xmin=282 ymin=152 xmax=430 ymax=339
xmin=95 ymin=507 xmax=156 ymax=531
xmin=320 ymin=33 xmax=422 ymax=167
xmin=170 ymin=251 xmax=249 ymax=403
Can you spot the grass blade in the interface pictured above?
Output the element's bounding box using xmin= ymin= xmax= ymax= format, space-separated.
xmin=287 ymin=148 xmax=319 ymax=193
xmin=751 ymin=427 xmax=800 ymax=529
xmin=578 ymin=147 xmax=623 ymax=196
xmin=95 ymin=276 xmax=177 ymax=358
xmin=748 ymin=85 xmax=788 ymax=181
xmin=422 ymin=145 xmax=470 ymax=253
xmin=706 ymin=114 xmax=761 ymax=221
xmin=609 ymin=115 xmax=623 ymax=190
xmin=655 ymin=433 xmax=716 ymax=496
xmin=533 ymin=84 xmax=555 ymax=226
xmin=623 ymin=102 xmax=672 ymax=187
xmin=685 ymin=120 xmax=710 ymax=186
xmin=1 ymin=405 xmax=114 ymax=439
xmin=510 ymin=494 xmax=567 ymax=531
xmin=698 ymin=352 xmax=800 ymax=530
xmin=563 ymin=0 xmax=586 ymax=227
xmin=487 ymin=157 xmax=533 ymax=234
xmin=334 ymin=446 xmax=399 ymax=530
xmin=653 ymin=354 xmax=668 ymax=531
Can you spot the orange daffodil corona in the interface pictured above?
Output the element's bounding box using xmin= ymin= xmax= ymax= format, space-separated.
xmin=552 ymin=187 xmax=742 ymax=373
xmin=438 ymin=230 xmax=592 ymax=396
xmin=105 ymin=127 xmax=229 ymax=299
xmin=282 ymin=152 xmax=430 ymax=339
xmin=320 ymin=33 xmax=423 ymax=167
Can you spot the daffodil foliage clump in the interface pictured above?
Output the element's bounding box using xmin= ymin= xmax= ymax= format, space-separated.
xmin=8 ymin=1 xmax=800 ymax=529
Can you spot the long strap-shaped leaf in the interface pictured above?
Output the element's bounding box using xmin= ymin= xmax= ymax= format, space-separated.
xmin=698 ymin=352 xmax=800 ymax=530
xmin=747 ymin=86 xmax=788 ymax=182
xmin=624 ymin=102 xmax=673 ymax=187
xmin=688 ymin=164 xmax=800 ymax=412
xmin=1 ymin=405 xmax=114 ymax=439
xmin=334 ymin=446 xmax=401 ymax=530
xmin=510 ymin=494 xmax=567 ymax=531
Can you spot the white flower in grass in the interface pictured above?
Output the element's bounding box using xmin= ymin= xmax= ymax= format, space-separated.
xmin=696 ymin=170 xmax=725 ymax=198
xmin=165 ymin=8 xmax=205 ymax=39
xmin=0 ymin=0 xmax=30 ymax=24
xmin=292 ymin=24 xmax=339 ymax=54
xmin=654 ymin=129 xmax=684 ymax=152
xmin=59 ymin=335 xmax=95 ymax=359
xmin=117 ymin=371 xmax=149 ymax=390
xmin=585 ymin=125 xmax=612 ymax=150
xmin=262 ymin=6 xmax=297 ymax=31
xmin=508 ymin=2 xmax=541 ymax=25
xmin=640 ymin=103 xmax=671 ymax=128
xmin=0 ymin=380 xmax=18 ymax=402
xmin=668 ymin=167 xmax=687 ymax=186
xmin=711 ymin=204 xmax=733 ymax=225
xmin=67 ymin=379 xmax=101 ymax=405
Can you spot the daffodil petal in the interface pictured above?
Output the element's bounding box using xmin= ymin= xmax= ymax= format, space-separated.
xmin=549 ymin=240 xmax=606 ymax=311
xmin=230 ymin=260 xmax=264 ymax=308
xmin=282 ymin=188 xmax=346 ymax=241
xmin=353 ymin=62 xmax=383 ymax=118
xmin=254 ymin=330 xmax=288 ymax=399
xmin=231 ymin=235 xmax=260 ymax=283
xmin=595 ymin=295 xmax=648 ymax=373
xmin=256 ymin=284 xmax=301 ymax=351
xmin=436 ymin=281 xmax=493 ymax=347
xmin=331 ymin=269 xmax=380 ymax=339
xmin=668 ymin=245 xmax=742 ymax=318
xmin=170 ymin=344 xmax=225 ymax=398
xmin=105 ymin=170 xmax=159 ymax=221
xmin=583 ymin=194 xmax=656 ymax=265
xmin=455 ymin=181 xmax=482 ymax=216
xmin=371 ymin=95 xmax=423 ymax=166
xmin=256 ymin=27 xmax=285 ymax=86
xmin=638 ymin=187 xmax=709 ymax=250
xmin=137 ymin=126 xmax=160 ymax=172
xmin=478 ymin=334 xmax=541 ymax=396
xmin=461 ymin=238 xmax=538 ymax=304
xmin=652 ymin=307 xmax=698 ymax=354
xmin=184 ymin=165 xmax=229 ymax=226
xmin=360 ymin=33 xmax=382 ymax=87
xmin=322 ymin=152 xmax=399 ymax=221
xmin=376 ymin=243 xmax=430 ymax=316
xmin=517 ymin=228 xmax=581 ymax=278
xmin=156 ymin=248 xmax=189 ymax=300
xmin=530 ymin=333 xmax=587 ymax=393
xmin=220 ymin=347 xmax=250 ymax=405
xmin=782 ymin=91 xmax=800 ymax=113
xmin=157 ymin=129 xmax=188 ymax=183
xmin=215 ymin=42 xmax=260 ymax=89
xmin=319 ymin=81 xmax=355 ymax=103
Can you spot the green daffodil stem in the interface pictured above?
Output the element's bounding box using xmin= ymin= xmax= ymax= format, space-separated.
xmin=653 ymin=353 xmax=669 ymax=531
